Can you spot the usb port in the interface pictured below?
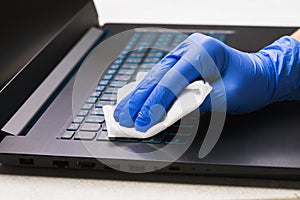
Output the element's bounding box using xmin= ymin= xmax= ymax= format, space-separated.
xmin=169 ymin=166 xmax=180 ymax=171
xmin=77 ymin=161 xmax=95 ymax=169
xmin=19 ymin=158 xmax=34 ymax=166
xmin=53 ymin=161 xmax=69 ymax=168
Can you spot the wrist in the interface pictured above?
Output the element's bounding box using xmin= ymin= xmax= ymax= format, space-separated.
xmin=258 ymin=36 xmax=300 ymax=102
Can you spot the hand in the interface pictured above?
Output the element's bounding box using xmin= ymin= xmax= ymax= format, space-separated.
xmin=114 ymin=33 xmax=300 ymax=132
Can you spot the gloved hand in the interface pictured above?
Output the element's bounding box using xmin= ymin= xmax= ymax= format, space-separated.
xmin=114 ymin=33 xmax=300 ymax=132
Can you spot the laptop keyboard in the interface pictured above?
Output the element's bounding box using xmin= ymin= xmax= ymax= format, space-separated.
xmin=61 ymin=30 xmax=227 ymax=144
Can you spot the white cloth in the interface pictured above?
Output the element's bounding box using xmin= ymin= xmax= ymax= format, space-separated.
xmin=103 ymin=72 xmax=212 ymax=139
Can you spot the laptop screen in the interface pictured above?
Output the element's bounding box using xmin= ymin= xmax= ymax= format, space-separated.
xmin=0 ymin=0 xmax=97 ymax=131
xmin=0 ymin=0 xmax=92 ymax=92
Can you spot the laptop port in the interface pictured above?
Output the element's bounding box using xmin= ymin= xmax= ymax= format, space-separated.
xmin=168 ymin=166 xmax=180 ymax=171
xmin=53 ymin=161 xmax=69 ymax=168
xmin=19 ymin=158 xmax=34 ymax=166
xmin=77 ymin=161 xmax=95 ymax=169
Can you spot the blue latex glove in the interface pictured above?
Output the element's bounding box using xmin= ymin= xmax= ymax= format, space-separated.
xmin=114 ymin=33 xmax=300 ymax=132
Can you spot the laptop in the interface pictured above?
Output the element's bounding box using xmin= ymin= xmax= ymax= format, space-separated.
xmin=1 ymin=0 xmax=300 ymax=178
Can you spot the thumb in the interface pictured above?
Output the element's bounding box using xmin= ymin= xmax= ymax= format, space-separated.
xmin=200 ymin=79 xmax=227 ymax=113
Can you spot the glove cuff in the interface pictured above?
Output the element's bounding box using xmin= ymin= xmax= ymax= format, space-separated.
xmin=257 ymin=36 xmax=300 ymax=102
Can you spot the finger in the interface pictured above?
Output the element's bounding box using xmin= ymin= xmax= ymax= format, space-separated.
xmin=113 ymin=91 xmax=134 ymax=122
xmin=115 ymin=55 xmax=179 ymax=127
xmin=183 ymin=33 xmax=227 ymax=82
xmin=134 ymin=58 xmax=200 ymax=132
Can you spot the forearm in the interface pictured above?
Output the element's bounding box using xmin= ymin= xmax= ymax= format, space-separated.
xmin=291 ymin=29 xmax=300 ymax=42
xmin=258 ymin=31 xmax=300 ymax=102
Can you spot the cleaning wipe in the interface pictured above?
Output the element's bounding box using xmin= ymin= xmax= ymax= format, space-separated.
xmin=103 ymin=72 xmax=212 ymax=139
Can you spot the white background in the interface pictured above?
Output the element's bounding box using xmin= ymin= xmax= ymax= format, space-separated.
xmin=94 ymin=0 xmax=300 ymax=27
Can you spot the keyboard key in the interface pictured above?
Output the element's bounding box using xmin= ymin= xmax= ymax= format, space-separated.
xmin=143 ymin=57 xmax=160 ymax=63
xmin=164 ymin=135 xmax=189 ymax=145
xmin=107 ymin=69 xmax=117 ymax=75
xmin=140 ymin=64 xmax=154 ymax=70
xmin=102 ymin=124 xmax=107 ymax=131
xmin=82 ymin=104 xmax=93 ymax=110
xmin=74 ymin=131 xmax=97 ymax=140
xmin=99 ymin=94 xmax=117 ymax=102
xmin=118 ymin=55 xmax=128 ymax=61
xmin=67 ymin=123 xmax=80 ymax=131
xmin=208 ymin=32 xmax=226 ymax=42
xmin=135 ymin=47 xmax=148 ymax=53
xmin=124 ymin=46 xmax=133 ymax=51
xmin=118 ymin=69 xmax=135 ymax=76
xmin=61 ymin=131 xmax=75 ymax=139
xmin=110 ymin=65 xmax=120 ymax=70
xmin=100 ymin=94 xmax=117 ymax=101
xmin=144 ymin=32 xmax=158 ymax=37
xmin=171 ymin=43 xmax=180 ymax=48
xmin=153 ymin=43 xmax=170 ymax=48
xmin=80 ymin=123 xmax=101 ymax=132
xmin=177 ymin=116 xmax=195 ymax=124
xmin=90 ymin=108 xmax=104 ymax=116
xmin=136 ymin=41 xmax=152 ymax=46
xmin=114 ymin=59 xmax=123 ymax=65
xmin=219 ymin=35 xmax=227 ymax=42
xmin=142 ymin=133 xmax=165 ymax=144
xmin=172 ymin=123 xmax=193 ymax=129
xmin=96 ymin=131 xmax=115 ymax=141
xmin=159 ymin=33 xmax=174 ymax=38
xmin=174 ymin=34 xmax=186 ymax=40
xmin=125 ymin=58 xmax=142 ymax=64
xmin=90 ymin=91 xmax=101 ymax=98
xmin=73 ymin=116 xmax=84 ymax=124
xmin=147 ymin=52 xmax=164 ymax=58
xmin=149 ymin=49 xmax=165 ymax=53
xmin=104 ymin=88 xmax=118 ymax=94
xmin=95 ymin=86 xmax=105 ymax=92
xmin=139 ymin=69 xmax=151 ymax=73
xmin=86 ymin=97 xmax=97 ymax=104
xmin=117 ymin=138 xmax=139 ymax=143
xmin=121 ymin=65 xmax=138 ymax=70
xmin=142 ymin=62 xmax=157 ymax=66
xmin=132 ymin=32 xmax=141 ymax=38
xmin=102 ymin=75 xmax=113 ymax=80
xmin=168 ymin=128 xmax=192 ymax=136
xmin=126 ymin=41 xmax=136 ymax=46
xmin=95 ymin=101 xmax=116 ymax=108
xmin=78 ymin=110 xmax=89 ymax=117
xmin=174 ymin=38 xmax=184 ymax=43
xmin=113 ymin=75 xmax=131 ymax=82
xmin=99 ymin=80 xmax=109 ymax=86
xmin=86 ymin=116 xmax=105 ymax=124
xmin=158 ymin=40 xmax=171 ymax=45
xmin=129 ymin=52 xmax=146 ymax=58
xmin=108 ymin=81 xmax=127 ymax=88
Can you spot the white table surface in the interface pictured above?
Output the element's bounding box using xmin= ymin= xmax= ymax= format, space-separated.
xmin=1 ymin=165 xmax=300 ymax=200
xmin=1 ymin=0 xmax=300 ymax=199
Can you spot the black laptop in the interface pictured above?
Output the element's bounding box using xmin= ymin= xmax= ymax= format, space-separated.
xmin=1 ymin=0 xmax=300 ymax=178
